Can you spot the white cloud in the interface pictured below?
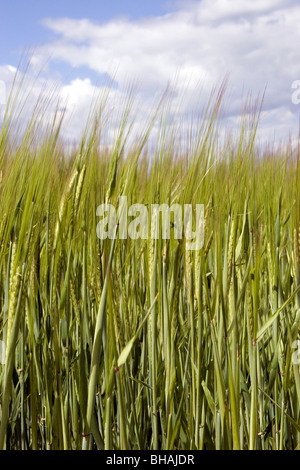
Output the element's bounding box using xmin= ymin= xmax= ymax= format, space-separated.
xmin=1 ymin=0 xmax=300 ymax=145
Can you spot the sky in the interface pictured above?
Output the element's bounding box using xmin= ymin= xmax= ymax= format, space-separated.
xmin=1 ymin=0 xmax=300 ymax=147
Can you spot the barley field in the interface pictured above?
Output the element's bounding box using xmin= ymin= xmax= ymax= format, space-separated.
xmin=0 ymin=74 xmax=300 ymax=450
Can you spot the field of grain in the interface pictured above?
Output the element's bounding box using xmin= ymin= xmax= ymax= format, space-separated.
xmin=0 ymin=75 xmax=300 ymax=450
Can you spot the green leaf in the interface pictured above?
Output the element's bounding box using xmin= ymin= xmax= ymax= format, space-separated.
xmin=117 ymin=294 xmax=158 ymax=368
xmin=256 ymin=285 xmax=300 ymax=342
xmin=118 ymin=337 xmax=136 ymax=368
xmin=201 ymin=380 xmax=216 ymax=415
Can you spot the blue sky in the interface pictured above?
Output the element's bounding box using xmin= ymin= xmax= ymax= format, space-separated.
xmin=1 ymin=0 xmax=300 ymax=145
xmin=0 ymin=0 xmax=173 ymax=65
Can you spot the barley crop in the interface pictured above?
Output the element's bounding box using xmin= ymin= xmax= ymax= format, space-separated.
xmin=0 ymin=70 xmax=300 ymax=450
